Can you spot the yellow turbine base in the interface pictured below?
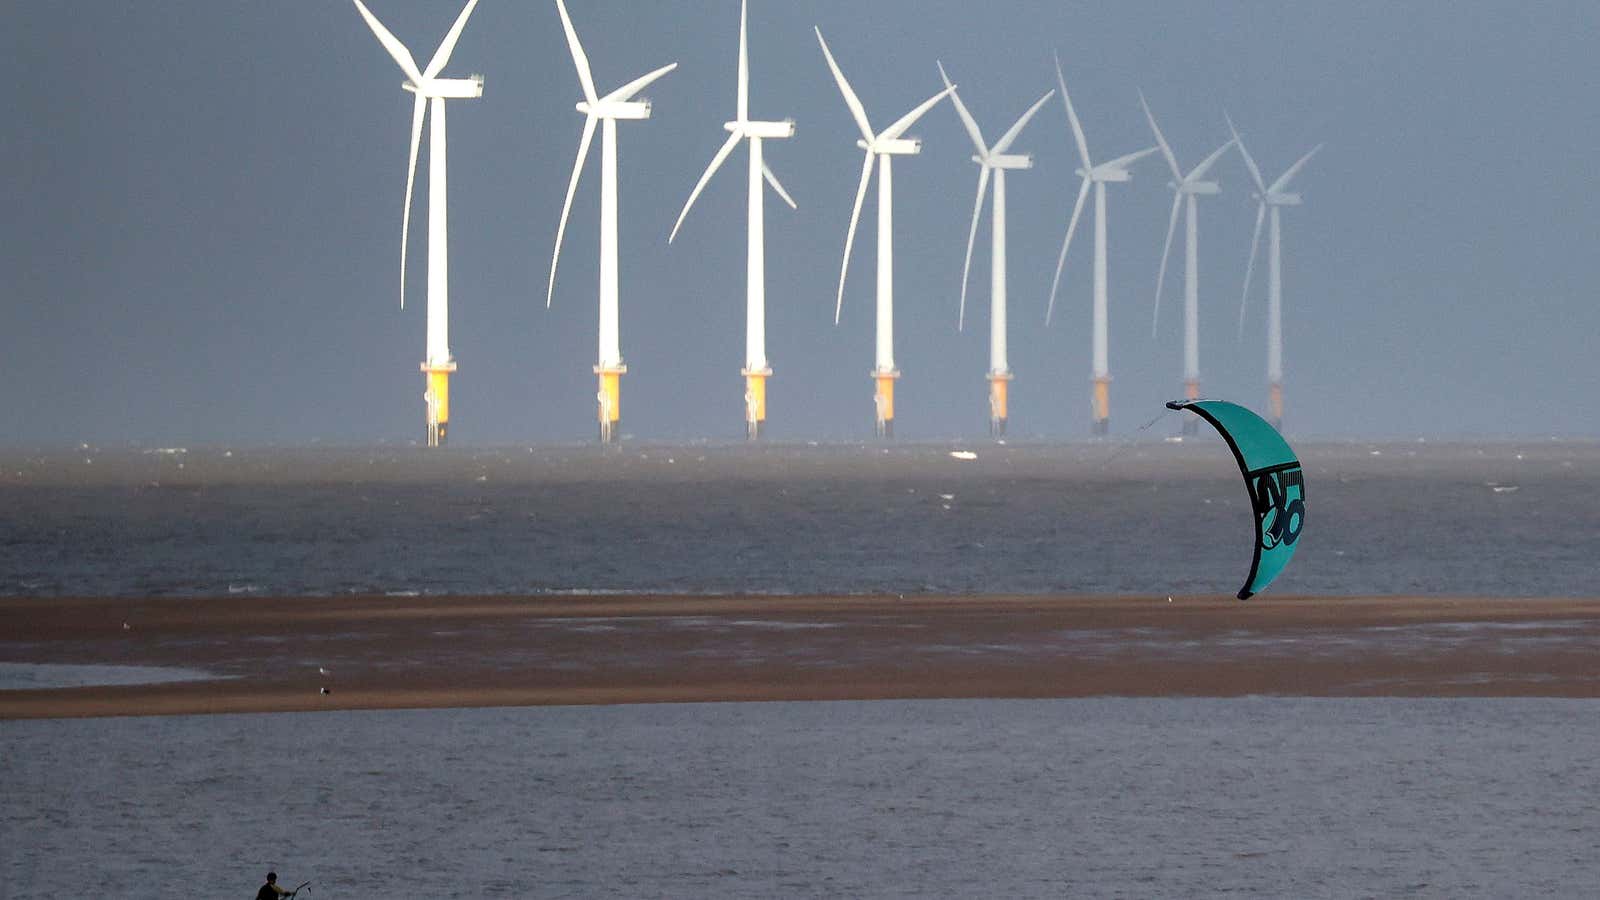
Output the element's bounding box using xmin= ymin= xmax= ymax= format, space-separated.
xmin=595 ymin=366 xmax=625 ymax=443
xmin=743 ymin=369 xmax=769 ymax=438
xmin=421 ymin=362 xmax=455 ymax=448
xmin=987 ymin=373 xmax=1011 ymax=421
xmin=987 ymin=372 xmax=1011 ymax=436
xmin=1092 ymin=376 xmax=1111 ymax=424
xmin=1269 ymin=382 xmax=1284 ymax=425
xmin=1181 ymin=379 xmax=1202 ymax=435
xmin=874 ymin=372 xmax=898 ymax=429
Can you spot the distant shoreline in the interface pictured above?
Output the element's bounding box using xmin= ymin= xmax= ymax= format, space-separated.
xmin=4 ymin=593 xmax=1600 ymax=719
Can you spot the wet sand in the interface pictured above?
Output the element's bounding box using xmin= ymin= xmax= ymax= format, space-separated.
xmin=3 ymin=594 xmax=1599 ymax=719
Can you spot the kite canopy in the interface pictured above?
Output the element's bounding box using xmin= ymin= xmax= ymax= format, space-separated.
xmin=1166 ymin=399 xmax=1305 ymax=599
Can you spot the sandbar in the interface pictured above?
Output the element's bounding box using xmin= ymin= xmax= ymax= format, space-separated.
xmin=3 ymin=593 xmax=1599 ymax=719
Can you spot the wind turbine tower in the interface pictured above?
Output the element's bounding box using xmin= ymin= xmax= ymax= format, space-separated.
xmin=938 ymin=62 xmax=1053 ymax=437
xmin=669 ymin=0 xmax=797 ymax=440
xmin=352 ymin=0 xmax=483 ymax=447
xmin=816 ymin=28 xmax=954 ymax=438
xmin=1045 ymin=56 xmax=1158 ymax=435
xmin=1141 ymin=93 xmax=1235 ymax=434
xmin=1229 ymin=114 xmax=1321 ymax=429
xmin=547 ymin=0 xmax=677 ymax=443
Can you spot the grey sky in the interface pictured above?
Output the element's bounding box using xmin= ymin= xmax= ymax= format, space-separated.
xmin=3 ymin=1 xmax=1596 ymax=444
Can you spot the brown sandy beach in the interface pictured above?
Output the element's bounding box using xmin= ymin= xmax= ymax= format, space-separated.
xmin=3 ymin=594 xmax=1599 ymax=719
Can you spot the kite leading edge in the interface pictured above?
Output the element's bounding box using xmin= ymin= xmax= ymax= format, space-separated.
xmin=1166 ymin=399 xmax=1305 ymax=599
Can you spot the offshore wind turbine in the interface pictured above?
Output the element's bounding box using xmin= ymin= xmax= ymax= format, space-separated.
xmin=669 ymin=0 xmax=796 ymax=440
xmin=547 ymin=0 xmax=677 ymax=444
xmin=1045 ymin=56 xmax=1158 ymax=435
xmin=1229 ymin=114 xmax=1321 ymax=429
xmin=939 ymin=62 xmax=1052 ymax=437
xmin=1141 ymin=92 xmax=1236 ymax=433
xmin=351 ymin=0 xmax=483 ymax=447
xmin=816 ymin=28 xmax=954 ymax=438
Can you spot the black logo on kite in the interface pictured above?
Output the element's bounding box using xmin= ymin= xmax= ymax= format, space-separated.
xmin=1251 ymin=465 xmax=1305 ymax=550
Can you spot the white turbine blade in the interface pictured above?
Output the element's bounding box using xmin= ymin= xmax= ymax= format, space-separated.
xmin=352 ymin=0 xmax=425 ymax=85
xmin=1238 ymin=202 xmax=1265 ymax=339
xmin=1270 ymin=143 xmax=1324 ymax=194
xmin=834 ymin=152 xmax=875 ymax=324
xmin=815 ymin=28 xmax=875 ymax=143
xmin=423 ymin=0 xmax=480 ymax=79
xmin=992 ymin=88 xmax=1053 ymax=155
xmin=736 ymin=0 xmax=749 ymax=122
xmin=399 ymin=94 xmax=426 ymax=309
xmin=1187 ymin=137 xmax=1236 ymax=182
xmin=669 ymin=131 xmax=742 ymax=244
xmin=1152 ymin=191 xmax=1182 ymax=337
xmin=546 ymin=115 xmax=597 ymax=307
xmin=1225 ymin=111 xmax=1267 ymax=194
xmin=1139 ymin=90 xmax=1183 ymax=181
xmin=938 ymin=61 xmax=988 ymax=154
xmin=554 ymin=0 xmax=598 ymax=103
xmin=1099 ymin=145 xmax=1159 ymax=172
xmin=880 ymin=84 xmax=956 ymax=141
xmin=1045 ymin=176 xmax=1090 ymax=326
xmin=762 ymin=162 xmax=797 ymax=209
xmin=1054 ymin=52 xmax=1092 ymax=169
xmin=603 ymin=62 xmax=678 ymax=103
xmin=958 ymin=166 xmax=992 ymax=332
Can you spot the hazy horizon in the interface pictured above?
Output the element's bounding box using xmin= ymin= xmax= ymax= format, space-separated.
xmin=4 ymin=1 xmax=1596 ymax=445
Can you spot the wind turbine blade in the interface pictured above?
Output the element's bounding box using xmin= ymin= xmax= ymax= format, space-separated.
xmin=554 ymin=0 xmax=598 ymax=103
xmin=1045 ymin=176 xmax=1091 ymax=326
xmin=958 ymin=166 xmax=992 ymax=332
xmin=814 ymin=28 xmax=875 ymax=143
xmin=603 ymin=62 xmax=678 ymax=103
xmin=736 ymin=0 xmax=748 ymax=122
xmin=762 ymin=162 xmax=797 ymax=210
xmin=992 ymin=88 xmax=1054 ymax=154
xmin=1270 ymin=143 xmax=1324 ymax=194
xmin=834 ymin=152 xmax=875 ymax=324
xmin=547 ymin=115 xmax=597 ymax=308
xmin=880 ymin=84 xmax=956 ymax=141
xmin=1225 ymin=112 xmax=1267 ymax=194
xmin=1099 ymin=145 xmax=1159 ymax=172
xmin=399 ymin=94 xmax=426 ymax=310
xmin=352 ymin=0 xmax=425 ymax=85
xmin=668 ymin=131 xmax=742 ymax=244
xmin=1139 ymin=90 xmax=1183 ymax=181
xmin=937 ymin=61 xmax=987 ymax=154
xmin=1238 ymin=202 xmax=1265 ymax=339
xmin=1152 ymin=191 xmax=1182 ymax=337
xmin=423 ymin=0 xmax=480 ymax=79
xmin=1054 ymin=52 xmax=1092 ymax=169
xmin=1187 ymin=137 xmax=1236 ymax=182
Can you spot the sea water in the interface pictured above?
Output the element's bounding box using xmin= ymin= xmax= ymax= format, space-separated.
xmin=1 ymin=440 xmax=1595 ymax=598
xmin=3 ymin=698 xmax=1598 ymax=898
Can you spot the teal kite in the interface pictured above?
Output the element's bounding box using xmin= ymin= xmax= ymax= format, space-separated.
xmin=1166 ymin=399 xmax=1305 ymax=599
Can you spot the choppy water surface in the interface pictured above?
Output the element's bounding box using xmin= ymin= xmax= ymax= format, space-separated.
xmin=2 ymin=440 xmax=1594 ymax=597
xmin=4 ymin=698 xmax=1598 ymax=898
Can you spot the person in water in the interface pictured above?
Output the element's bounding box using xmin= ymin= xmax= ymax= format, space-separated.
xmin=256 ymin=872 xmax=292 ymax=899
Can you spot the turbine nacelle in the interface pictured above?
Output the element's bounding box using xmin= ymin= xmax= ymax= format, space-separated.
xmin=858 ymin=137 xmax=922 ymax=155
xmin=576 ymin=99 xmax=652 ymax=119
xmin=1085 ymin=165 xmax=1134 ymax=182
xmin=400 ymin=75 xmax=483 ymax=100
xmin=726 ymin=119 xmax=796 ymax=139
xmin=979 ymin=153 xmax=1032 ymax=170
xmin=1268 ymin=192 xmax=1303 ymax=206
xmin=1176 ymin=180 xmax=1220 ymax=195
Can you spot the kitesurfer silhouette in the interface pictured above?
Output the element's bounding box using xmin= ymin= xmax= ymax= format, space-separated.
xmin=256 ymin=872 xmax=306 ymax=898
